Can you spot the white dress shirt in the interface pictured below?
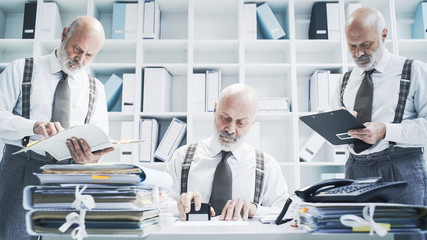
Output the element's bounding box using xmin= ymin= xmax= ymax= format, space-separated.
xmin=332 ymin=49 xmax=427 ymax=155
xmin=166 ymin=137 xmax=290 ymax=217
xmin=0 ymin=50 xmax=109 ymax=152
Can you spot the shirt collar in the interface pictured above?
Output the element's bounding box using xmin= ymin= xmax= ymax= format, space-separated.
xmin=207 ymin=136 xmax=246 ymax=161
xmin=49 ymin=48 xmax=62 ymax=75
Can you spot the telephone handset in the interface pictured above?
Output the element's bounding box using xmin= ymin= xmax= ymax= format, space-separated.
xmin=295 ymin=177 xmax=407 ymax=203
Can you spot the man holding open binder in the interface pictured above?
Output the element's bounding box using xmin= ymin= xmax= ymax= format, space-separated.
xmin=166 ymin=83 xmax=289 ymax=221
xmin=0 ymin=16 xmax=113 ymax=240
xmin=332 ymin=8 xmax=427 ymax=208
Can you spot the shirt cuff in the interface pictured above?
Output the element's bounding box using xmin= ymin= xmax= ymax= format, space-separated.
xmin=384 ymin=122 xmax=402 ymax=142
xmin=17 ymin=118 xmax=37 ymax=138
xmin=253 ymin=205 xmax=271 ymax=217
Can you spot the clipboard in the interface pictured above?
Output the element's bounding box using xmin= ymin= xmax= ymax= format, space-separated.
xmin=299 ymin=109 xmax=365 ymax=145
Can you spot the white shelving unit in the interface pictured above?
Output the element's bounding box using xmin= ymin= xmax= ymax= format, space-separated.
xmin=0 ymin=0 xmax=426 ymax=194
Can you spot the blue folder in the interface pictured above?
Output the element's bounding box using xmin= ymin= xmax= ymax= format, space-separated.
xmin=256 ymin=3 xmax=286 ymax=40
xmin=104 ymin=74 xmax=123 ymax=111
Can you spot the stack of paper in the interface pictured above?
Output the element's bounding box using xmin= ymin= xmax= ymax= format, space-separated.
xmin=297 ymin=202 xmax=427 ymax=234
xmin=24 ymin=163 xmax=173 ymax=237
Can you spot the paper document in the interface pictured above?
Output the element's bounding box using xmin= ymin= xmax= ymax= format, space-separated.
xmin=13 ymin=125 xmax=145 ymax=161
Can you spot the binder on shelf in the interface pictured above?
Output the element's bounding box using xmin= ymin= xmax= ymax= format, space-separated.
xmin=326 ymin=3 xmax=340 ymax=40
xmin=345 ymin=2 xmax=362 ymax=19
xmin=154 ymin=118 xmax=186 ymax=162
xmin=139 ymin=119 xmax=159 ymax=162
xmin=192 ymin=73 xmax=206 ymax=112
xmin=120 ymin=121 xmax=134 ymax=164
xmin=256 ymin=2 xmax=286 ymax=40
xmin=0 ymin=9 xmax=5 ymax=38
xmin=39 ymin=2 xmax=62 ymax=39
xmin=143 ymin=68 xmax=172 ymax=112
xmin=205 ymin=70 xmax=221 ymax=112
xmin=412 ymin=2 xmax=427 ymax=39
xmin=112 ymin=3 xmax=126 ymax=39
xmin=309 ymin=2 xmax=340 ymax=40
xmin=122 ymin=73 xmax=135 ymax=113
xmin=22 ymin=2 xmax=37 ymax=39
xmin=309 ymin=70 xmax=330 ymax=112
xmin=300 ymin=132 xmax=325 ymax=162
xmin=258 ymin=98 xmax=290 ymax=112
xmin=332 ymin=145 xmax=347 ymax=162
xmin=244 ymin=3 xmax=257 ymax=40
xmin=245 ymin=122 xmax=260 ymax=150
xmin=142 ymin=0 xmax=161 ymax=39
xmin=328 ymin=73 xmax=342 ymax=104
xmin=125 ymin=3 xmax=138 ymax=39
xmin=104 ymin=74 xmax=123 ymax=112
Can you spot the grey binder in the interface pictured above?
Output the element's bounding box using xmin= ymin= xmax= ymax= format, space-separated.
xmin=299 ymin=109 xmax=365 ymax=145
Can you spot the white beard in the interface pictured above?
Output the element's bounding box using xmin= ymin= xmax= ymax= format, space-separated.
xmin=213 ymin=124 xmax=247 ymax=152
xmin=353 ymin=40 xmax=385 ymax=71
xmin=57 ymin=43 xmax=85 ymax=76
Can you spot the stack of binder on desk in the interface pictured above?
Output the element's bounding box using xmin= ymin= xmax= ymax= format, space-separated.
xmin=24 ymin=163 xmax=172 ymax=238
xmin=297 ymin=202 xmax=427 ymax=235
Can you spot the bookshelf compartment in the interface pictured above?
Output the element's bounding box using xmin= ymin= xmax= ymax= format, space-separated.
xmin=157 ymin=0 xmax=189 ymax=40
xmin=142 ymin=40 xmax=188 ymax=64
xmin=245 ymin=40 xmax=291 ymax=64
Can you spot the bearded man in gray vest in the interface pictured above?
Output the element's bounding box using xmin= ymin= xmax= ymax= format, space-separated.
xmin=0 ymin=16 xmax=113 ymax=240
xmin=166 ymin=83 xmax=289 ymax=221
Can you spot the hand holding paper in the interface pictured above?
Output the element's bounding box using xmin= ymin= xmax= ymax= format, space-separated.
xmin=14 ymin=125 xmax=145 ymax=161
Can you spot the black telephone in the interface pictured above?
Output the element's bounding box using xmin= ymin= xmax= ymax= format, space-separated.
xmin=275 ymin=177 xmax=407 ymax=225
xmin=295 ymin=177 xmax=407 ymax=203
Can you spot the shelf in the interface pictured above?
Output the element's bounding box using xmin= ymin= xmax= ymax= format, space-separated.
xmin=108 ymin=112 xmax=134 ymax=121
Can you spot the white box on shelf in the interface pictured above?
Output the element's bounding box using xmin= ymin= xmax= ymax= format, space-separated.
xmin=192 ymin=73 xmax=206 ymax=112
xmin=345 ymin=3 xmax=362 ymax=19
xmin=154 ymin=118 xmax=186 ymax=162
xmin=258 ymin=98 xmax=290 ymax=112
xmin=139 ymin=118 xmax=159 ymax=162
xmin=245 ymin=122 xmax=260 ymax=150
xmin=333 ymin=145 xmax=347 ymax=163
xmin=326 ymin=3 xmax=340 ymax=40
xmin=309 ymin=70 xmax=330 ymax=112
xmin=143 ymin=68 xmax=172 ymax=112
xmin=300 ymin=132 xmax=325 ymax=162
xmin=125 ymin=3 xmax=138 ymax=39
xmin=205 ymin=70 xmax=221 ymax=112
xmin=244 ymin=3 xmax=257 ymax=40
xmin=120 ymin=121 xmax=134 ymax=164
xmin=142 ymin=0 xmax=161 ymax=39
xmin=122 ymin=73 xmax=135 ymax=113
xmin=39 ymin=2 xmax=62 ymax=39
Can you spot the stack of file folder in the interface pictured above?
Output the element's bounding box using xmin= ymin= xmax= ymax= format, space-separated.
xmin=24 ymin=163 xmax=173 ymax=238
xmin=297 ymin=202 xmax=427 ymax=234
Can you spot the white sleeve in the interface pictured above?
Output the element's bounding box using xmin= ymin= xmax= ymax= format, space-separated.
xmin=254 ymin=154 xmax=290 ymax=217
xmin=0 ymin=59 xmax=37 ymax=140
xmin=165 ymin=145 xmax=188 ymax=200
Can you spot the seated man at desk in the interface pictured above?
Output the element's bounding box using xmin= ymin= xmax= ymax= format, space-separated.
xmin=166 ymin=83 xmax=289 ymax=221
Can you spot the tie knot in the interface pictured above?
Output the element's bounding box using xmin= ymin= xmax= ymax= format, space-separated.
xmin=60 ymin=71 xmax=68 ymax=81
xmin=221 ymin=151 xmax=232 ymax=162
xmin=365 ymin=69 xmax=375 ymax=76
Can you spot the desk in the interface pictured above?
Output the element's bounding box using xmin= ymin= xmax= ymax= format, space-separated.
xmin=145 ymin=220 xmax=393 ymax=240
xmin=43 ymin=221 xmax=394 ymax=240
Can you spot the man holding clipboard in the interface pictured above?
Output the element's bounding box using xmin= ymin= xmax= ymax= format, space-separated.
xmin=329 ymin=7 xmax=427 ymax=210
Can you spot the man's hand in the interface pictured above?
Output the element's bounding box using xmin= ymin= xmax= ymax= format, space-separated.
xmin=33 ymin=121 xmax=64 ymax=138
xmin=177 ymin=191 xmax=215 ymax=221
xmin=219 ymin=198 xmax=257 ymax=221
xmin=66 ymin=137 xmax=114 ymax=164
xmin=348 ymin=122 xmax=386 ymax=144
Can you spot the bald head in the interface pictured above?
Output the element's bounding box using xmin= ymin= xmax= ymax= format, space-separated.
xmin=65 ymin=16 xmax=105 ymax=46
xmin=217 ymin=83 xmax=259 ymax=118
xmin=346 ymin=7 xmax=386 ymax=40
